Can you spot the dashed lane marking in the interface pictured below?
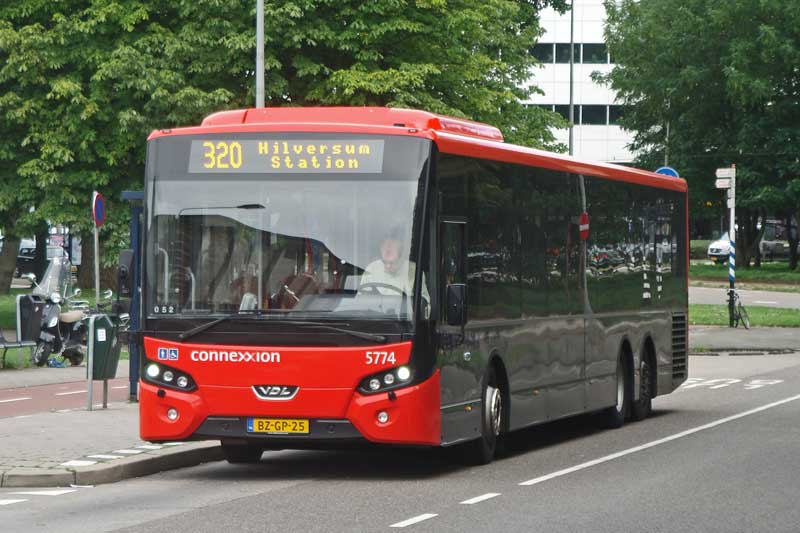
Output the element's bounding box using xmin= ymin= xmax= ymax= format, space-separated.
xmin=753 ymin=301 xmax=778 ymax=305
xmin=112 ymin=386 xmax=128 ymax=390
xmin=87 ymin=454 xmax=124 ymax=460
xmin=460 ymin=493 xmax=501 ymax=505
xmin=55 ymin=390 xmax=86 ymax=396
xmin=0 ymin=499 xmax=27 ymax=506
xmin=112 ymin=449 xmax=143 ymax=455
xmin=390 ymin=514 xmax=438 ymax=528
xmin=0 ymin=397 xmax=31 ymax=403
xmin=135 ymin=444 xmax=163 ymax=450
xmin=519 ymin=393 xmax=800 ymax=487
xmin=10 ymin=489 xmax=76 ymax=496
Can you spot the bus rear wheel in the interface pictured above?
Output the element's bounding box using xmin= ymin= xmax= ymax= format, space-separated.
xmin=631 ymin=356 xmax=653 ymax=421
xmin=603 ymin=353 xmax=630 ymax=429
xmin=461 ymin=365 xmax=503 ymax=465
xmin=221 ymin=442 xmax=263 ymax=464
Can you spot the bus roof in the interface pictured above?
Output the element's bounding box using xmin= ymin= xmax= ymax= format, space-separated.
xmin=148 ymin=107 xmax=687 ymax=192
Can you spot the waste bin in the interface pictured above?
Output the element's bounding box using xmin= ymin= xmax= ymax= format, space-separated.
xmin=88 ymin=314 xmax=122 ymax=380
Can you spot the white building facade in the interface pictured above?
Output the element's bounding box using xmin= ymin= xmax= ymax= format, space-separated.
xmin=527 ymin=0 xmax=634 ymax=163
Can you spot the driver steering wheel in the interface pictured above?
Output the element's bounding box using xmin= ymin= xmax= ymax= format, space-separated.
xmin=358 ymin=281 xmax=407 ymax=296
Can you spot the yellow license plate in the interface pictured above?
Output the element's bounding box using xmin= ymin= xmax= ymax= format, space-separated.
xmin=247 ymin=418 xmax=309 ymax=434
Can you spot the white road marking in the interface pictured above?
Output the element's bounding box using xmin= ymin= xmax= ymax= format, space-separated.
xmin=55 ymin=390 xmax=86 ymax=396
xmin=135 ymin=444 xmax=163 ymax=450
xmin=60 ymin=460 xmax=97 ymax=467
xmin=13 ymin=415 xmax=33 ymax=419
xmin=162 ymin=442 xmax=184 ymax=446
xmin=87 ymin=454 xmax=124 ymax=460
xmin=390 ymin=513 xmax=438 ymax=528
xmin=112 ymin=386 xmax=128 ymax=390
xmin=707 ymin=379 xmax=742 ymax=389
xmin=460 ymin=493 xmax=501 ymax=505
xmin=11 ymin=489 xmax=76 ymax=496
xmin=519 ymin=393 xmax=800 ymax=487
xmin=0 ymin=397 xmax=31 ymax=403
xmin=0 ymin=499 xmax=27 ymax=506
xmin=753 ymin=300 xmax=778 ymax=305
xmin=745 ymin=379 xmax=784 ymax=390
xmin=112 ymin=449 xmax=143 ymax=455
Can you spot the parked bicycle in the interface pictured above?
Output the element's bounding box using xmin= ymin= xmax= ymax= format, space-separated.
xmin=729 ymin=288 xmax=750 ymax=329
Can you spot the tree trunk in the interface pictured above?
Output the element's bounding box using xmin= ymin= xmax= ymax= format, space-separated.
xmin=788 ymin=213 xmax=799 ymax=271
xmin=32 ymin=224 xmax=49 ymax=281
xmin=0 ymin=235 xmax=20 ymax=295
xmin=736 ymin=209 xmax=759 ymax=269
xmin=77 ymin=232 xmax=95 ymax=289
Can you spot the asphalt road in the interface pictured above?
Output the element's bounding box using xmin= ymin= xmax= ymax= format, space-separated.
xmin=690 ymin=286 xmax=800 ymax=309
xmin=3 ymin=353 xmax=800 ymax=532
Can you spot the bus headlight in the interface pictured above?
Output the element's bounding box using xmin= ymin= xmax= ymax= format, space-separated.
xmin=143 ymin=361 xmax=197 ymax=392
xmin=359 ymin=366 xmax=414 ymax=394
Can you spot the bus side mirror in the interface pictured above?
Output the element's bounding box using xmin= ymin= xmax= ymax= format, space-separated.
xmin=446 ymin=283 xmax=466 ymax=326
xmin=118 ymin=249 xmax=133 ymax=298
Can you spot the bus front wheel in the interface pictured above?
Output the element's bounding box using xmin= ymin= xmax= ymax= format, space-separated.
xmin=461 ymin=365 xmax=503 ymax=465
xmin=221 ymin=442 xmax=263 ymax=464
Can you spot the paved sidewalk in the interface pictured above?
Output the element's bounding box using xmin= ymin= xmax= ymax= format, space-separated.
xmin=0 ymin=402 xmax=221 ymax=488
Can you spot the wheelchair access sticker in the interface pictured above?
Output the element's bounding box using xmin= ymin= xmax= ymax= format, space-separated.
xmin=158 ymin=348 xmax=179 ymax=361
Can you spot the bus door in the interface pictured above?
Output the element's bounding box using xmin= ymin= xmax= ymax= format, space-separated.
xmin=437 ymin=218 xmax=479 ymax=444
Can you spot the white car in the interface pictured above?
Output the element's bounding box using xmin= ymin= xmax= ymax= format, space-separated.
xmin=707 ymin=233 xmax=731 ymax=263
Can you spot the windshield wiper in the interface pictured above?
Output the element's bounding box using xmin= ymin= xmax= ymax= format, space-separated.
xmin=178 ymin=313 xmax=261 ymax=341
xmin=178 ymin=312 xmax=387 ymax=343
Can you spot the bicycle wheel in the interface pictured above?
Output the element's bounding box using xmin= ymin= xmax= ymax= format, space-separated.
xmin=738 ymin=302 xmax=750 ymax=329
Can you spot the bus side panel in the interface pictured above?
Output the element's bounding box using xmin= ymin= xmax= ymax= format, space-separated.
xmin=438 ymin=327 xmax=501 ymax=446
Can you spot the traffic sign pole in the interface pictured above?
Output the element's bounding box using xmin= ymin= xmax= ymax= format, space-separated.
xmin=715 ymin=167 xmax=736 ymax=326
xmin=92 ymin=192 xmax=106 ymax=310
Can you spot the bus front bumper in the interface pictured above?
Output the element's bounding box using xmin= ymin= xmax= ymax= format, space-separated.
xmin=139 ymin=370 xmax=441 ymax=447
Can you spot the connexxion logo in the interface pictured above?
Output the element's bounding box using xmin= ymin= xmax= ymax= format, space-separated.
xmin=190 ymin=350 xmax=281 ymax=364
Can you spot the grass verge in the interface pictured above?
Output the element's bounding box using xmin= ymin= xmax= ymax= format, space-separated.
xmin=690 ymin=261 xmax=800 ymax=284
xmin=689 ymin=304 xmax=800 ymax=327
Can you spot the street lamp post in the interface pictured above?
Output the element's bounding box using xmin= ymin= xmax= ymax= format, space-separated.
xmin=568 ymin=0 xmax=575 ymax=156
xmin=256 ymin=0 xmax=264 ymax=108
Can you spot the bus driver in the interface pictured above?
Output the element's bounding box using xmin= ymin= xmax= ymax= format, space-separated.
xmin=361 ymin=229 xmax=429 ymax=310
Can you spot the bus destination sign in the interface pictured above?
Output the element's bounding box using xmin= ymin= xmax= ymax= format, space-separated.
xmin=188 ymin=139 xmax=384 ymax=174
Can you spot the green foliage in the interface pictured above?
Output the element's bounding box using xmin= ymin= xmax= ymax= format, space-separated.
xmin=0 ymin=0 xmax=568 ymax=275
xmin=599 ymin=0 xmax=800 ymax=264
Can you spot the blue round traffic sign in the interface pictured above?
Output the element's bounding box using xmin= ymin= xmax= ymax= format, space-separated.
xmin=93 ymin=192 xmax=106 ymax=227
xmin=655 ymin=166 xmax=680 ymax=178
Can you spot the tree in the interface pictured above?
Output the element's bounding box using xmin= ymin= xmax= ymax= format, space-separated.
xmin=0 ymin=0 xmax=568 ymax=293
xmin=599 ymin=0 xmax=800 ymax=268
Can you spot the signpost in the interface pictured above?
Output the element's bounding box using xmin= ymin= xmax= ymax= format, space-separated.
xmin=715 ymin=167 xmax=736 ymax=326
xmin=89 ymin=192 xmax=105 ymax=410
xmin=655 ymin=166 xmax=680 ymax=178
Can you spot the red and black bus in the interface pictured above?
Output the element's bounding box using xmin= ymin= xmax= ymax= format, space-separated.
xmin=139 ymin=107 xmax=688 ymax=464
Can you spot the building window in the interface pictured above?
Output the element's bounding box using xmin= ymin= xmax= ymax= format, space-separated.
xmin=581 ymin=105 xmax=607 ymax=125
xmin=555 ymin=43 xmax=579 ymax=63
xmin=608 ymin=105 xmax=625 ymax=125
xmin=532 ymin=43 xmax=554 ymax=63
xmin=554 ymin=105 xmax=572 ymax=121
xmin=582 ymin=43 xmax=608 ymax=64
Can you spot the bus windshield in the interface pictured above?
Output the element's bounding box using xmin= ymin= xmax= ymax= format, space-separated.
xmin=145 ymin=134 xmax=430 ymax=321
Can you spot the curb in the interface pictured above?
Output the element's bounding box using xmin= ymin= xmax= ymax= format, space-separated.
xmin=0 ymin=442 xmax=223 ymax=488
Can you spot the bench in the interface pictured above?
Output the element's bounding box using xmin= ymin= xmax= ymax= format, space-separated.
xmin=0 ymin=331 xmax=37 ymax=369
xmin=0 ymin=294 xmax=44 ymax=369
